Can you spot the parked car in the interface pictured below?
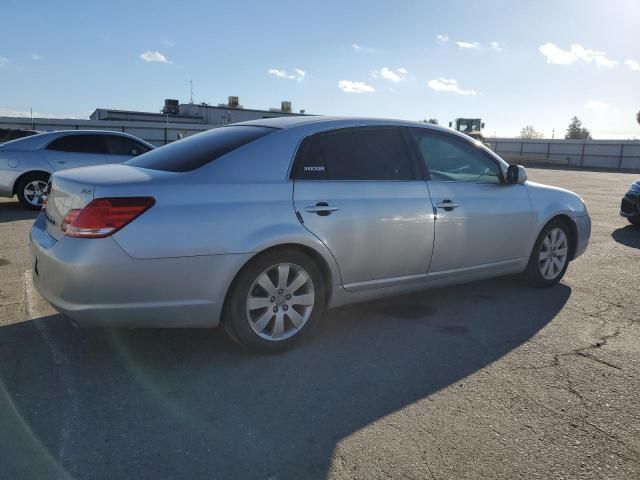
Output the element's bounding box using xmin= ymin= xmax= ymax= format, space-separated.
xmin=30 ymin=117 xmax=591 ymax=352
xmin=0 ymin=128 xmax=40 ymax=144
xmin=0 ymin=130 xmax=154 ymax=209
xmin=620 ymin=179 xmax=640 ymax=226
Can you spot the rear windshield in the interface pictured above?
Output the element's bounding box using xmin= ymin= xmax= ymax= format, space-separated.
xmin=125 ymin=125 xmax=275 ymax=172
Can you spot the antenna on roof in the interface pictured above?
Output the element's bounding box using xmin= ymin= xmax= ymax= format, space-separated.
xmin=189 ymin=79 xmax=194 ymax=104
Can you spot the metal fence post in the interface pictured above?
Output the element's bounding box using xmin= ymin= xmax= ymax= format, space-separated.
xmin=619 ymin=144 xmax=625 ymax=169
xmin=546 ymin=141 xmax=550 ymax=160
xmin=580 ymin=142 xmax=586 ymax=167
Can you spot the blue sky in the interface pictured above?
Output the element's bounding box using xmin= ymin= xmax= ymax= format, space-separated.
xmin=1 ymin=0 xmax=639 ymax=138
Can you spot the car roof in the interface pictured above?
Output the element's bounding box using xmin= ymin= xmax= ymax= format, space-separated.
xmin=0 ymin=129 xmax=153 ymax=151
xmin=234 ymin=115 xmax=450 ymax=132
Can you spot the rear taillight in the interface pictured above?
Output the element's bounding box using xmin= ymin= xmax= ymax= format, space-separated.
xmin=62 ymin=197 xmax=155 ymax=238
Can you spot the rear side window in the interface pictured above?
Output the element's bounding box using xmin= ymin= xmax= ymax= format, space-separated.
xmin=126 ymin=126 xmax=275 ymax=172
xmin=105 ymin=136 xmax=150 ymax=156
xmin=292 ymin=127 xmax=417 ymax=181
xmin=46 ymin=134 xmax=108 ymax=154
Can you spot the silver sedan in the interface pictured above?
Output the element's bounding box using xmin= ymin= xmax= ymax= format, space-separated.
xmin=30 ymin=117 xmax=591 ymax=351
xmin=0 ymin=130 xmax=154 ymax=209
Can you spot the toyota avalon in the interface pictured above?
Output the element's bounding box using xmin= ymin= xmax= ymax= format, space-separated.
xmin=30 ymin=117 xmax=591 ymax=351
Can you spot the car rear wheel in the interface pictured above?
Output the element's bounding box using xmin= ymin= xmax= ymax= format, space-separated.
xmin=222 ymin=249 xmax=326 ymax=352
xmin=627 ymin=216 xmax=640 ymax=226
xmin=16 ymin=173 xmax=49 ymax=210
xmin=523 ymin=219 xmax=571 ymax=287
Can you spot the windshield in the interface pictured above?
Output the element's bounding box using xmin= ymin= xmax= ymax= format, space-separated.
xmin=125 ymin=125 xmax=275 ymax=172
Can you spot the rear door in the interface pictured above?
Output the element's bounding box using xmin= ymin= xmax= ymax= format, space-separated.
xmin=42 ymin=134 xmax=107 ymax=170
xmin=408 ymin=128 xmax=534 ymax=274
xmin=103 ymin=135 xmax=151 ymax=164
xmin=292 ymin=126 xmax=435 ymax=291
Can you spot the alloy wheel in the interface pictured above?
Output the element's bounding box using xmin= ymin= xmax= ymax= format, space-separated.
xmin=246 ymin=263 xmax=315 ymax=341
xmin=538 ymin=228 xmax=568 ymax=280
xmin=23 ymin=180 xmax=48 ymax=207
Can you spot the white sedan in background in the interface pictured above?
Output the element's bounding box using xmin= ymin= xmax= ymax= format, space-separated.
xmin=0 ymin=130 xmax=154 ymax=209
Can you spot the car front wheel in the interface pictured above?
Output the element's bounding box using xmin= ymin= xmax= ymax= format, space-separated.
xmin=523 ymin=219 xmax=571 ymax=287
xmin=222 ymin=249 xmax=326 ymax=352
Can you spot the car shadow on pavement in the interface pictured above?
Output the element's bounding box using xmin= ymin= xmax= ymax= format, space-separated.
xmin=0 ymin=200 xmax=39 ymax=223
xmin=612 ymin=225 xmax=640 ymax=249
xmin=0 ymin=277 xmax=570 ymax=480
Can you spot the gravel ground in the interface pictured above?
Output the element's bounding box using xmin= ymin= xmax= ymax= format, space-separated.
xmin=0 ymin=167 xmax=639 ymax=479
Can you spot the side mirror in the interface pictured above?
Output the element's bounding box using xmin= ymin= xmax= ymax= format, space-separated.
xmin=506 ymin=164 xmax=527 ymax=184
xmin=481 ymin=122 xmax=485 ymax=129
xmin=448 ymin=121 xmax=452 ymax=128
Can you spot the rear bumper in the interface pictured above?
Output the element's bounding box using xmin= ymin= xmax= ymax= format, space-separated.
xmin=573 ymin=214 xmax=591 ymax=260
xmin=29 ymin=214 xmax=250 ymax=328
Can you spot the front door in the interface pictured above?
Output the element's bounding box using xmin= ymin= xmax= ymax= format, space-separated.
xmin=408 ymin=128 xmax=534 ymax=274
xmin=292 ymin=126 xmax=435 ymax=291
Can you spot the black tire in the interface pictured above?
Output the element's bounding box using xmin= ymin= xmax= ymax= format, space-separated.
xmin=522 ymin=218 xmax=572 ymax=288
xmin=16 ymin=172 xmax=49 ymax=210
xmin=627 ymin=216 xmax=640 ymax=226
xmin=222 ymin=249 xmax=326 ymax=353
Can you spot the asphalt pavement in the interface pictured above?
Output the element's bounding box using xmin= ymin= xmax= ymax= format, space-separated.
xmin=0 ymin=167 xmax=639 ymax=479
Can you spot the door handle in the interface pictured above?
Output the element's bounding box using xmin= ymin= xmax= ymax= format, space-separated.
xmin=305 ymin=202 xmax=339 ymax=216
xmin=435 ymin=200 xmax=460 ymax=211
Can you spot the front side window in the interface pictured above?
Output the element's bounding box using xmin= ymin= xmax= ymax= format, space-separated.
xmin=105 ymin=136 xmax=150 ymax=156
xmin=410 ymin=129 xmax=502 ymax=183
xmin=46 ymin=134 xmax=108 ymax=155
xmin=293 ymin=127 xmax=417 ymax=181
xmin=126 ymin=126 xmax=275 ymax=172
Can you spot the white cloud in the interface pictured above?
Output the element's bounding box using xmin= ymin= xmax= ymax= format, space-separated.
xmin=436 ymin=34 xmax=449 ymax=44
xmin=31 ymin=53 xmax=42 ymax=61
xmin=585 ymin=100 xmax=609 ymax=112
xmin=571 ymin=44 xmax=617 ymax=67
xmin=455 ymin=41 xmax=480 ymax=49
xmin=338 ymin=80 xmax=375 ymax=93
xmin=268 ymin=68 xmax=290 ymax=79
xmin=539 ymin=43 xmax=575 ymax=64
xmin=539 ymin=43 xmax=617 ymax=68
xmin=268 ymin=68 xmax=306 ymax=82
xmin=352 ymin=43 xmax=361 ymax=51
xmin=0 ymin=108 xmax=82 ymax=119
xmin=0 ymin=57 xmax=8 ymax=67
xmin=140 ymin=50 xmax=170 ymax=63
xmin=624 ymin=59 xmax=640 ymax=71
xmin=489 ymin=41 xmax=503 ymax=52
xmin=427 ymin=78 xmax=477 ymax=95
xmin=372 ymin=67 xmax=408 ymax=83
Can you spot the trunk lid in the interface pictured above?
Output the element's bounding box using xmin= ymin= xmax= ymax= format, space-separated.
xmin=44 ymin=164 xmax=168 ymax=240
xmin=45 ymin=175 xmax=94 ymax=240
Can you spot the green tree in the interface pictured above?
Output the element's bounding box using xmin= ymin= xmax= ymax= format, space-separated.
xmin=519 ymin=125 xmax=544 ymax=139
xmin=422 ymin=118 xmax=439 ymax=125
xmin=565 ymin=116 xmax=591 ymax=139
xmin=636 ymin=110 xmax=640 ymax=126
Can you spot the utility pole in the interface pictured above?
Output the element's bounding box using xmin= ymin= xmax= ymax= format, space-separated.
xmin=189 ymin=79 xmax=194 ymax=104
xmin=551 ymin=128 xmax=555 ymax=139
